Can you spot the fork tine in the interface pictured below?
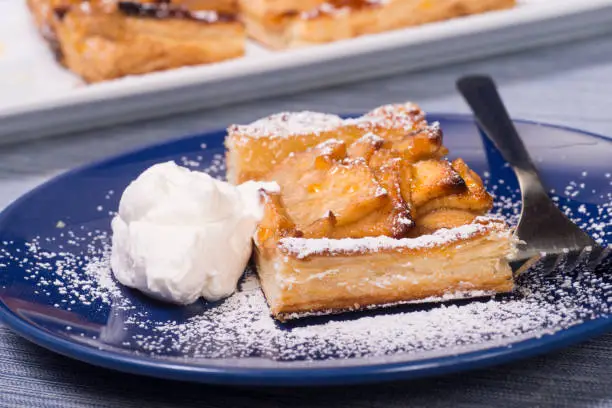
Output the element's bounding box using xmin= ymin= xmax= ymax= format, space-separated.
xmin=539 ymin=254 xmax=563 ymax=276
xmin=590 ymin=246 xmax=611 ymax=271
xmin=534 ymin=245 xmax=609 ymax=277
xmin=563 ymin=247 xmax=591 ymax=272
xmin=585 ymin=245 xmax=601 ymax=270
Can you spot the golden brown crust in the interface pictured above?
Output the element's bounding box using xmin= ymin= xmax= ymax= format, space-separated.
xmin=241 ymin=0 xmax=516 ymax=50
xmin=27 ymin=0 xmax=245 ymax=82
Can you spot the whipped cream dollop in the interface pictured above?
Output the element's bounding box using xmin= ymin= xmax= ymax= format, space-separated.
xmin=110 ymin=161 xmax=277 ymax=304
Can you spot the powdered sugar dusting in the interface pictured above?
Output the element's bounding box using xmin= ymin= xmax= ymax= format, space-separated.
xmin=279 ymin=221 xmax=506 ymax=259
xmin=345 ymin=102 xmax=426 ymax=131
xmin=228 ymin=103 xmax=425 ymax=139
xmin=228 ymin=112 xmax=343 ymax=139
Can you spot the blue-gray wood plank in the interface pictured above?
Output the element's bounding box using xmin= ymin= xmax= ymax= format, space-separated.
xmin=1 ymin=34 xmax=612 ymax=407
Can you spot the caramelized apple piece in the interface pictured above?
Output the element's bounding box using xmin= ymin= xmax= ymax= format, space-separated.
xmin=371 ymin=155 xmax=413 ymax=222
xmin=347 ymin=133 xmax=385 ymax=162
xmin=452 ymin=158 xmax=488 ymax=190
xmin=312 ymin=160 xmax=388 ymax=227
xmin=256 ymin=193 xmax=299 ymax=248
xmin=267 ymin=138 xmax=345 ymax=180
xmin=330 ymin=153 xmax=414 ymax=239
xmin=301 ymin=211 xmax=337 ymax=238
xmin=269 ymin=144 xmax=388 ymax=228
xmin=415 ymin=209 xmax=479 ymax=235
xmin=398 ymin=161 xmax=413 ymax=206
xmin=368 ymin=147 xmax=402 ymax=170
xmin=411 ymin=159 xmax=467 ymax=209
xmin=417 ymin=158 xmax=493 ymax=216
xmin=330 ymin=201 xmax=413 ymax=239
xmin=372 ymin=158 xmax=407 ymax=207
xmin=393 ymin=123 xmax=448 ymax=162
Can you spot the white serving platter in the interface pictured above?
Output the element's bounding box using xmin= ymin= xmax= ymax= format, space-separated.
xmin=1 ymin=0 xmax=612 ymax=143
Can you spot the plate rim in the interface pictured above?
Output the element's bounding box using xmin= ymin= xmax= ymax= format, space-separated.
xmin=0 ymin=114 xmax=610 ymax=386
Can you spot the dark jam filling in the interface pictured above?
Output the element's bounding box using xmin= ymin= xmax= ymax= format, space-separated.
xmin=117 ymin=1 xmax=237 ymax=23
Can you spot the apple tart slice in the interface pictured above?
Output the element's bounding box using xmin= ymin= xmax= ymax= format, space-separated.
xmin=226 ymin=102 xmax=515 ymax=320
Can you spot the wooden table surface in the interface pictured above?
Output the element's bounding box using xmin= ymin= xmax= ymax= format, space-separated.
xmin=1 ymin=34 xmax=612 ymax=407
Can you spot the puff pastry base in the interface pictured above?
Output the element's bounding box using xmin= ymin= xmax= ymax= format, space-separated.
xmin=256 ymin=218 xmax=514 ymax=320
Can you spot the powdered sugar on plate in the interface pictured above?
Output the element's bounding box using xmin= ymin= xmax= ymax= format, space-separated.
xmin=1 ymin=231 xmax=121 ymax=307
xmin=141 ymin=262 xmax=611 ymax=360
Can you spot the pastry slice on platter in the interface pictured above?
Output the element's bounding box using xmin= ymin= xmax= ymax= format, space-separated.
xmin=239 ymin=0 xmax=516 ymax=50
xmin=27 ymin=0 xmax=245 ymax=82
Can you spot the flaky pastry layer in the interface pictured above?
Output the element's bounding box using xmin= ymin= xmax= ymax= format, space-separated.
xmin=255 ymin=218 xmax=515 ymax=320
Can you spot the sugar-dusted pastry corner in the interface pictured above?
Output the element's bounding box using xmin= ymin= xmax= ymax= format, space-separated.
xmin=259 ymin=217 xmax=514 ymax=320
xmin=27 ymin=0 xmax=245 ymax=82
xmin=239 ymin=0 xmax=517 ymax=50
xmin=225 ymin=102 xmax=516 ymax=320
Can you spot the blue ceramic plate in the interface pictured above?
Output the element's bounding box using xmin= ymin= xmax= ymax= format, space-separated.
xmin=0 ymin=114 xmax=610 ymax=386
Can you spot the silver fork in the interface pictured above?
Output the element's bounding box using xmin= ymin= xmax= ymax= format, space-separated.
xmin=457 ymin=75 xmax=609 ymax=274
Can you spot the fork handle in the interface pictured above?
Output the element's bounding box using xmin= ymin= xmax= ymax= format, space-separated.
xmin=456 ymin=75 xmax=541 ymax=177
